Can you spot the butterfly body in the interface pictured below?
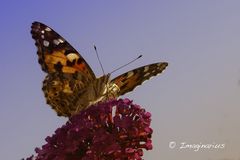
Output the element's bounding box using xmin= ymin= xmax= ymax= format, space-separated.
xmin=31 ymin=22 xmax=168 ymax=117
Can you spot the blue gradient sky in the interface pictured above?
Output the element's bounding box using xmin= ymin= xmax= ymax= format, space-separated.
xmin=1 ymin=1 xmax=240 ymax=159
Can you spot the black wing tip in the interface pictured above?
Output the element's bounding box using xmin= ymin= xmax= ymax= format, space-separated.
xmin=158 ymin=61 xmax=168 ymax=65
xmin=154 ymin=62 xmax=169 ymax=68
xmin=31 ymin=21 xmax=51 ymax=38
xmin=32 ymin=21 xmax=39 ymax=25
xmin=31 ymin=22 xmax=41 ymax=34
xmin=32 ymin=21 xmax=45 ymax=26
xmin=163 ymin=62 xmax=168 ymax=67
xmin=31 ymin=21 xmax=41 ymax=29
xmin=31 ymin=21 xmax=49 ymax=32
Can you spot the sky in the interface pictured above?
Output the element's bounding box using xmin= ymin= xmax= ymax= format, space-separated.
xmin=0 ymin=1 xmax=240 ymax=159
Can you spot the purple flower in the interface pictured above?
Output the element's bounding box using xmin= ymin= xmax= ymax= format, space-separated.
xmin=25 ymin=99 xmax=153 ymax=160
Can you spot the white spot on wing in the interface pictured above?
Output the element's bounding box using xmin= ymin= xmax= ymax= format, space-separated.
xmin=144 ymin=72 xmax=150 ymax=77
xmin=41 ymin=35 xmax=44 ymax=39
xmin=127 ymin=71 xmax=134 ymax=78
xmin=45 ymin=27 xmax=51 ymax=31
xmin=53 ymin=39 xmax=60 ymax=45
xmin=41 ymin=30 xmax=45 ymax=34
xmin=67 ymin=53 xmax=79 ymax=62
xmin=144 ymin=66 xmax=149 ymax=72
xmin=58 ymin=38 xmax=64 ymax=43
xmin=43 ymin=40 xmax=49 ymax=47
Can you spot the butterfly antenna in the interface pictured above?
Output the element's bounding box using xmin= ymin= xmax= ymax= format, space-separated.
xmin=94 ymin=44 xmax=105 ymax=75
xmin=110 ymin=55 xmax=142 ymax=74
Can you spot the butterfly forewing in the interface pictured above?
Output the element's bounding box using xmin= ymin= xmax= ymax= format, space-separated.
xmin=31 ymin=21 xmax=96 ymax=81
xmin=31 ymin=22 xmax=99 ymax=117
xmin=111 ymin=62 xmax=168 ymax=96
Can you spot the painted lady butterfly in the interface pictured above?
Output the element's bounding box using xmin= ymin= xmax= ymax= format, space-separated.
xmin=31 ymin=22 xmax=168 ymax=117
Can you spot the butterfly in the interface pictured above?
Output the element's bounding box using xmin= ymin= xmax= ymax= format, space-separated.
xmin=31 ymin=21 xmax=168 ymax=117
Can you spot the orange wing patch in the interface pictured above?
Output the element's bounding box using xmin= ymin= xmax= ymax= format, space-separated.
xmin=43 ymin=50 xmax=89 ymax=74
xmin=31 ymin=21 xmax=96 ymax=81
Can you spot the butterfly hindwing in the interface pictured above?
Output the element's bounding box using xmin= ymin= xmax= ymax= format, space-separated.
xmin=111 ymin=62 xmax=168 ymax=96
xmin=31 ymin=21 xmax=96 ymax=82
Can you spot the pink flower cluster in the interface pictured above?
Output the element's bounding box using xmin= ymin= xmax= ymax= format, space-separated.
xmin=25 ymin=99 xmax=152 ymax=160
